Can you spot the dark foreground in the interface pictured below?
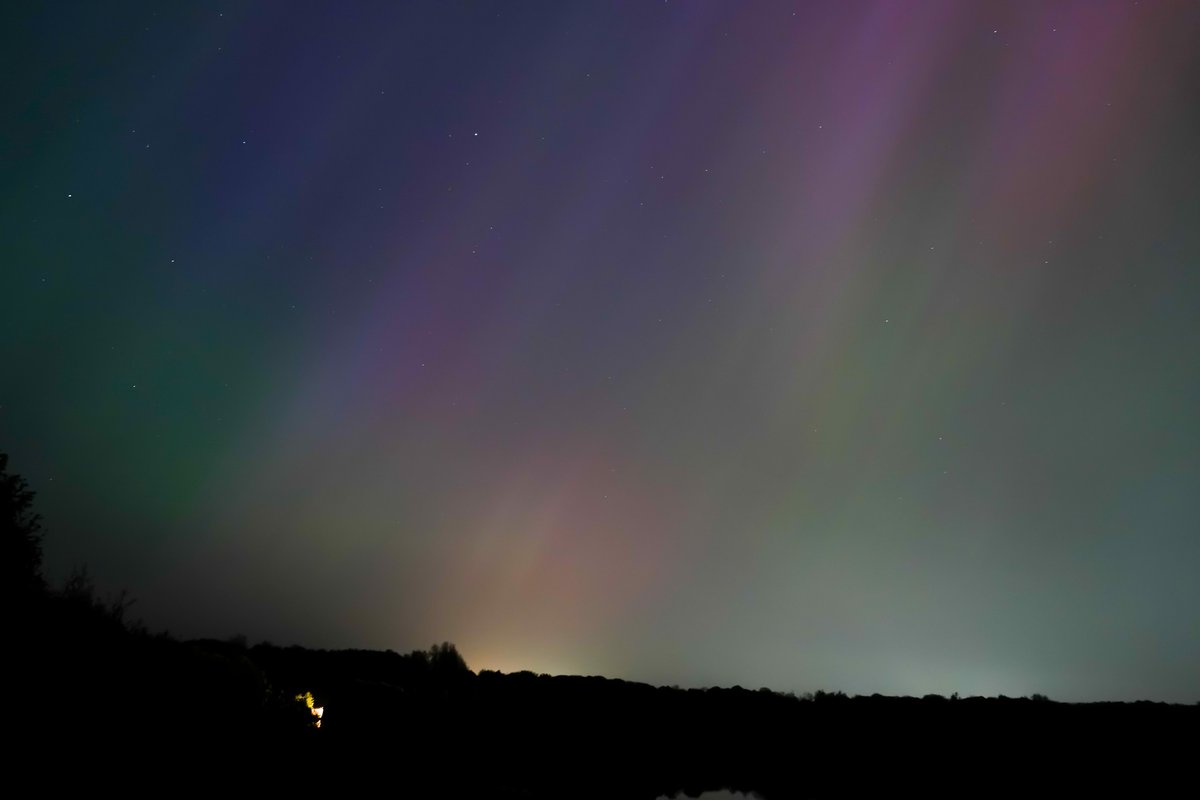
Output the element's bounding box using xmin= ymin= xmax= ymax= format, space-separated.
xmin=13 ymin=593 xmax=1197 ymax=796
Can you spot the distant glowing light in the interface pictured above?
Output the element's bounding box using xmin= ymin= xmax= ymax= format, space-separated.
xmin=295 ymin=691 xmax=324 ymax=728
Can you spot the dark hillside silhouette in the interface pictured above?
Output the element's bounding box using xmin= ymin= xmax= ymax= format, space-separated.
xmin=6 ymin=450 xmax=1197 ymax=795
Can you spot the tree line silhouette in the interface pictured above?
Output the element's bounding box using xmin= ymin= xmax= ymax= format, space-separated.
xmin=7 ymin=451 xmax=1196 ymax=795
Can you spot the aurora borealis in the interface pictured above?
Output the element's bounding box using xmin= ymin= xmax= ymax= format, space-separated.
xmin=3 ymin=1 xmax=1198 ymax=702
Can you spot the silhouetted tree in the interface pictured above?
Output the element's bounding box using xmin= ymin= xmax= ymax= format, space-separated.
xmin=2 ymin=452 xmax=45 ymax=600
xmin=429 ymin=641 xmax=469 ymax=676
xmin=58 ymin=563 xmax=140 ymax=633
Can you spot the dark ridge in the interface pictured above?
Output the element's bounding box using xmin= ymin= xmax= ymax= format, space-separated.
xmin=7 ymin=451 xmax=1197 ymax=794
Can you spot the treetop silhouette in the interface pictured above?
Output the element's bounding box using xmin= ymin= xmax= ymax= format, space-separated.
xmin=2 ymin=452 xmax=45 ymax=599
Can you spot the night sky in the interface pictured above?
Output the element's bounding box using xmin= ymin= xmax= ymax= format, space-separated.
xmin=4 ymin=1 xmax=1199 ymax=703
